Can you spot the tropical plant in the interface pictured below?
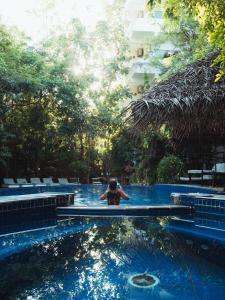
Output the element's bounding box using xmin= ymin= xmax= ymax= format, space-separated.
xmin=157 ymin=154 xmax=184 ymax=183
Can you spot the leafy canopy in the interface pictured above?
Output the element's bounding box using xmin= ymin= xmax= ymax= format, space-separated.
xmin=147 ymin=0 xmax=225 ymax=80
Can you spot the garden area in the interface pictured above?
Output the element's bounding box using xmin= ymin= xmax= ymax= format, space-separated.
xmin=0 ymin=2 xmax=225 ymax=300
xmin=0 ymin=0 xmax=224 ymax=185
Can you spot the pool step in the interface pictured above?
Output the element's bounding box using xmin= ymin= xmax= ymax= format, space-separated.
xmin=56 ymin=205 xmax=194 ymax=217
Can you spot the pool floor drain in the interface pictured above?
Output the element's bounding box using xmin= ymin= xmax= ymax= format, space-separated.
xmin=128 ymin=273 xmax=159 ymax=288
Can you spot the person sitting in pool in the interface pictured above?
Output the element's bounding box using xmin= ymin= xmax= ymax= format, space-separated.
xmin=100 ymin=178 xmax=129 ymax=205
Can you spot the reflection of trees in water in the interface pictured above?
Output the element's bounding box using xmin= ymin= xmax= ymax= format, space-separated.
xmin=0 ymin=217 xmax=171 ymax=299
xmin=0 ymin=216 xmax=223 ymax=299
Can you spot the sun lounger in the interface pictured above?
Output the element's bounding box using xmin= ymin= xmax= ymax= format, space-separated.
xmin=3 ymin=178 xmax=20 ymax=188
xmin=180 ymin=172 xmax=213 ymax=182
xmin=30 ymin=177 xmax=47 ymax=186
xmin=180 ymin=176 xmax=203 ymax=182
xmin=58 ymin=178 xmax=74 ymax=185
xmin=188 ymin=170 xmax=213 ymax=181
xmin=187 ymin=163 xmax=225 ymax=177
xmin=16 ymin=178 xmax=34 ymax=187
xmin=92 ymin=177 xmax=102 ymax=185
xmin=43 ymin=178 xmax=60 ymax=185
xmin=180 ymin=164 xmax=224 ymax=183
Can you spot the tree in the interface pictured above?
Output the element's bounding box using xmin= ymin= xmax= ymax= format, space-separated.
xmin=147 ymin=0 xmax=225 ymax=80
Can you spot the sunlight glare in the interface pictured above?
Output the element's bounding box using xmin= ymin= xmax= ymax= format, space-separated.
xmin=0 ymin=0 xmax=111 ymax=42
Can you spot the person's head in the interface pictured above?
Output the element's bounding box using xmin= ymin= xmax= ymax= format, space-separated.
xmin=109 ymin=178 xmax=118 ymax=190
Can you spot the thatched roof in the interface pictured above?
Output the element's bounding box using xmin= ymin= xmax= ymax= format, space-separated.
xmin=127 ymin=51 xmax=225 ymax=142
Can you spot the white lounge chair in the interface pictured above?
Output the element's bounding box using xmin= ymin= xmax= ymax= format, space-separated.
xmin=92 ymin=177 xmax=102 ymax=185
xmin=43 ymin=178 xmax=60 ymax=185
xmin=188 ymin=170 xmax=213 ymax=181
xmin=180 ymin=176 xmax=199 ymax=182
xmin=180 ymin=163 xmax=225 ymax=183
xmin=16 ymin=178 xmax=34 ymax=187
xmin=3 ymin=178 xmax=20 ymax=188
xmin=30 ymin=177 xmax=46 ymax=186
xmin=58 ymin=178 xmax=74 ymax=185
xmin=188 ymin=163 xmax=225 ymax=175
xmin=180 ymin=172 xmax=213 ymax=182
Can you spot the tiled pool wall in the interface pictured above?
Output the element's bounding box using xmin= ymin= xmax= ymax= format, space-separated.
xmin=195 ymin=213 xmax=225 ymax=230
xmin=0 ymin=210 xmax=57 ymax=237
xmin=152 ymin=184 xmax=225 ymax=217
xmin=171 ymin=193 xmax=225 ymax=215
xmin=0 ymin=193 xmax=74 ymax=214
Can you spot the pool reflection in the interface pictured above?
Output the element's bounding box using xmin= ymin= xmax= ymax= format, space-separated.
xmin=0 ymin=216 xmax=225 ymax=299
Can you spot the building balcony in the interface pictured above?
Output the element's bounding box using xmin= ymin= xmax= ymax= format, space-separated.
xmin=151 ymin=41 xmax=180 ymax=58
xmin=129 ymin=17 xmax=163 ymax=41
xmin=125 ymin=0 xmax=146 ymax=22
xmin=129 ymin=61 xmax=161 ymax=80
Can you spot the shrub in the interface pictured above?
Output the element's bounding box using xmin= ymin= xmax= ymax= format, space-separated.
xmin=157 ymin=155 xmax=184 ymax=183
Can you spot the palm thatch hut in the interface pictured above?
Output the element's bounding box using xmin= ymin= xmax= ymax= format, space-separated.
xmin=127 ymin=51 xmax=225 ymax=167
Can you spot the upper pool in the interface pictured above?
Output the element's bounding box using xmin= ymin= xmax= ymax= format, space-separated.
xmin=72 ymin=184 xmax=216 ymax=206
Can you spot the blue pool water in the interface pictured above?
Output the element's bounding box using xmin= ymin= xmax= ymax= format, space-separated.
xmin=72 ymin=184 xmax=216 ymax=206
xmin=0 ymin=184 xmax=225 ymax=300
xmin=0 ymin=183 xmax=216 ymax=204
xmin=73 ymin=184 xmax=168 ymax=206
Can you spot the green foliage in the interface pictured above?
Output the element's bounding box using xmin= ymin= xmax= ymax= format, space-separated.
xmin=0 ymin=124 xmax=12 ymax=167
xmin=0 ymin=0 xmax=132 ymax=181
xmin=147 ymin=0 xmax=225 ymax=80
xmin=1 ymin=0 xmax=199 ymax=182
xmin=157 ymin=155 xmax=184 ymax=183
xmin=0 ymin=20 xmax=90 ymax=177
xmin=111 ymin=129 xmax=141 ymax=173
xmin=110 ymin=126 xmax=171 ymax=183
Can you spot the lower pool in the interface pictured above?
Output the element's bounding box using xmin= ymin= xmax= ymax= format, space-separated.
xmin=0 ymin=184 xmax=224 ymax=300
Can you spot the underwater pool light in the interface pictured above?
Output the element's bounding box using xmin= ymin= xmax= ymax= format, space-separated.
xmin=128 ymin=273 xmax=160 ymax=288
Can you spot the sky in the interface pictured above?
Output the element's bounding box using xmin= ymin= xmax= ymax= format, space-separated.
xmin=0 ymin=0 xmax=113 ymax=43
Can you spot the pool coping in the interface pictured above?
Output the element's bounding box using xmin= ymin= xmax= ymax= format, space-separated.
xmin=56 ymin=204 xmax=194 ymax=217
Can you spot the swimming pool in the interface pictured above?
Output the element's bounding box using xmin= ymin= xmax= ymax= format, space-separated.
xmin=72 ymin=184 xmax=216 ymax=206
xmin=0 ymin=184 xmax=224 ymax=300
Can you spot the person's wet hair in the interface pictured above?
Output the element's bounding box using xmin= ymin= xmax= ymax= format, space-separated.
xmin=109 ymin=179 xmax=117 ymax=190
